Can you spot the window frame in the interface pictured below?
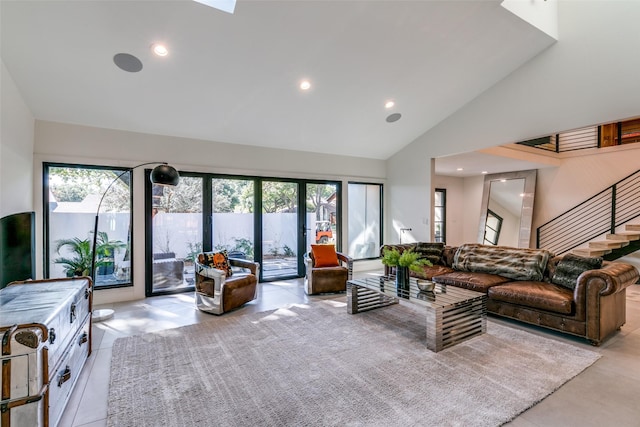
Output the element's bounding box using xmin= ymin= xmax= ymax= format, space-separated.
xmin=483 ymin=209 xmax=503 ymax=245
xmin=43 ymin=162 xmax=134 ymax=289
xmin=347 ymin=182 xmax=383 ymax=261
xmin=434 ymin=188 xmax=446 ymax=243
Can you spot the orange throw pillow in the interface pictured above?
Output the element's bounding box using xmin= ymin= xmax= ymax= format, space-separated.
xmin=311 ymin=244 xmax=339 ymax=267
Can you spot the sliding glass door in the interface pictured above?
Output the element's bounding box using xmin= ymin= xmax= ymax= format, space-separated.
xmin=305 ymin=182 xmax=339 ymax=254
xmin=146 ymin=172 xmax=342 ymax=288
xmin=261 ymin=180 xmax=299 ymax=280
xmin=211 ymin=177 xmax=255 ymax=260
xmin=147 ymin=174 xmax=203 ymax=295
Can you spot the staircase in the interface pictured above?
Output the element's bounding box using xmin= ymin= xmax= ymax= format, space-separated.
xmin=572 ymin=224 xmax=640 ymax=260
xmin=537 ymin=169 xmax=640 ymax=260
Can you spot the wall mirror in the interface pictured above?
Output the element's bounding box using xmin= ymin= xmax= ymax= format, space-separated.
xmin=477 ymin=170 xmax=537 ymax=248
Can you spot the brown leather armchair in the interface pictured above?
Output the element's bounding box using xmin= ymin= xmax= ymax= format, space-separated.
xmin=195 ymin=253 xmax=260 ymax=315
xmin=304 ymin=250 xmax=353 ymax=295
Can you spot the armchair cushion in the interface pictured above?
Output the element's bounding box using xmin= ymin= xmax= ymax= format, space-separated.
xmin=203 ymin=250 xmax=233 ymax=277
xmin=311 ymin=244 xmax=339 ymax=267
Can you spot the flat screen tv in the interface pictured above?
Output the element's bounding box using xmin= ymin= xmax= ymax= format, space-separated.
xmin=0 ymin=211 xmax=36 ymax=289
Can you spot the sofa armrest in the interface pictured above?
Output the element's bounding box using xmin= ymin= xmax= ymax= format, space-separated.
xmin=229 ymin=258 xmax=260 ymax=276
xmin=337 ymin=252 xmax=354 ymax=280
xmin=574 ymin=261 xmax=639 ymax=344
xmin=576 ymin=262 xmax=639 ymax=298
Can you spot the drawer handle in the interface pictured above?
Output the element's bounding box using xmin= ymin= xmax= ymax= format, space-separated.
xmin=58 ymin=365 xmax=71 ymax=387
xmin=70 ymin=303 xmax=77 ymax=323
xmin=78 ymin=332 xmax=88 ymax=346
xmin=49 ymin=328 xmax=56 ymax=344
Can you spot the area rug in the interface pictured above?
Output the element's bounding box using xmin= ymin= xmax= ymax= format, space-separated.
xmin=107 ymin=299 xmax=600 ymax=427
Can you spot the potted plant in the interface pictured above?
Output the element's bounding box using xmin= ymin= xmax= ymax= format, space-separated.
xmin=54 ymin=231 xmax=126 ymax=278
xmin=381 ymin=248 xmax=432 ymax=297
xmin=95 ymin=231 xmax=126 ymax=275
xmin=54 ymin=237 xmax=94 ymax=277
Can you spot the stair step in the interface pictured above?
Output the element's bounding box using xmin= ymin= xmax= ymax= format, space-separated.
xmin=572 ymin=248 xmax=611 ymax=257
xmin=625 ymin=224 xmax=640 ymax=231
xmin=606 ymin=232 xmax=640 ymax=241
xmin=589 ymin=240 xmax=629 ymax=249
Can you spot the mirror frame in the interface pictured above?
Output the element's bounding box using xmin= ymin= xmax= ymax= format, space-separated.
xmin=478 ymin=169 xmax=537 ymax=248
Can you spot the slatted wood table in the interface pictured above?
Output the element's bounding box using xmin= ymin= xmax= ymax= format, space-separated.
xmin=347 ymin=276 xmax=486 ymax=352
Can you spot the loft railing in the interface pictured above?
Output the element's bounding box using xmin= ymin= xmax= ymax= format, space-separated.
xmin=517 ymin=126 xmax=598 ymax=153
xmin=537 ymin=169 xmax=640 ymax=254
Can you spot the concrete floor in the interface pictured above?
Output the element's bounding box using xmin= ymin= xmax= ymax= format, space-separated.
xmin=59 ymin=275 xmax=640 ymax=427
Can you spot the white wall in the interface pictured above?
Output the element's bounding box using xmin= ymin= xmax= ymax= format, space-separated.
xmin=33 ymin=120 xmax=386 ymax=304
xmin=387 ymin=1 xmax=640 ymax=244
xmin=0 ymin=60 xmax=34 ymax=217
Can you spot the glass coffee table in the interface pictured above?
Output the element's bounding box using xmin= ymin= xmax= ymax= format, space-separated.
xmin=347 ymin=275 xmax=486 ymax=352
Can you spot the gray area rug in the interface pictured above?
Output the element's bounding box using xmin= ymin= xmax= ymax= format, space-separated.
xmin=107 ymin=299 xmax=600 ymax=427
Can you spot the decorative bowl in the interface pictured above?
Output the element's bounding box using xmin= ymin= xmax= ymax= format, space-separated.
xmin=416 ymin=280 xmax=435 ymax=292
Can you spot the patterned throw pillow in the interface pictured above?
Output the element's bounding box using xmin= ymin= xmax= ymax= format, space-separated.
xmin=415 ymin=242 xmax=445 ymax=265
xmin=551 ymin=253 xmax=602 ymax=290
xmin=205 ymin=250 xmax=233 ymax=278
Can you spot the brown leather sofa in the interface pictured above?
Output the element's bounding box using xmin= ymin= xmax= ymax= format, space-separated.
xmin=380 ymin=243 xmax=639 ymax=345
xmin=194 ymin=253 xmax=259 ymax=315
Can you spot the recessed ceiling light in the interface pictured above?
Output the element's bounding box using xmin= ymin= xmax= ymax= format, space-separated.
xmin=456 ymin=168 xmax=463 ymax=171
xmin=481 ymin=171 xmax=488 ymax=174
xmin=385 ymin=100 xmax=395 ymax=109
xmin=152 ymin=44 xmax=169 ymax=57
xmin=300 ymin=80 xmax=311 ymax=90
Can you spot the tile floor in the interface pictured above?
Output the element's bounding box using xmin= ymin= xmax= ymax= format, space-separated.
xmin=59 ymin=275 xmax=640 ymax=427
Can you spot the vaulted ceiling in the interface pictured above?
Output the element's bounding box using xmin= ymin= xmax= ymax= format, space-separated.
xmin=1 ymin=1 xmax=555 ymax=160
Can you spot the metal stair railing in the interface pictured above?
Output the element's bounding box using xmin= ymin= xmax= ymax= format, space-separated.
xmin=537 ymin=169 xmax=640 ymax=254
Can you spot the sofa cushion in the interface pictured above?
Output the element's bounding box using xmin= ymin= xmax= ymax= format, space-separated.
xmin=453 ymin=243 xmax=553 ymax=282
xmin=488 ymin=281 xmax=574 ymax=315
xmin=431 ymin=271 xmax=511 ymax=293
xmin=551 ymin=253 xmax=603 ymax=290
xmin=415 ymin=242 xmax=445 ymax=265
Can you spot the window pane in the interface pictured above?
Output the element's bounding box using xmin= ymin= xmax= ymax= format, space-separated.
xmin=46 ymin=165 xmax=132 ymax=288
xmin=306 ymin=183 xmax=338 ymax=253
xmin=151 ymin=176 xmax=203 ymax=292
xmin=212 ymin=178 xmax=255 ymax=260
xmin=348 ymin=183 xmax=381 ymax=260
xmin=435 ymin=191 xmax=443 ymax=206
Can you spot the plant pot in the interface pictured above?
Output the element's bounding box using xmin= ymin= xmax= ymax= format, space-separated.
xmin=396 ymin=266 xmax=410 ymax=298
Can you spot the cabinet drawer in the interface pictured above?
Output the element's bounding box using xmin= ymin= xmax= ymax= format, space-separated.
xmin=48 ymin=317 xmax=91 ymax=427
xmin=47 ymin=282 xmax=91 ymax=372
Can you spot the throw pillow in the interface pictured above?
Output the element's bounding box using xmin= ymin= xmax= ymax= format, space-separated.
xmin=204 ymin=250 xmax=233 ymax=277
xmin=551 ymin=253 xmax=603 ymax=290
xmin=415 ymin=242 xmax=445 ymax=265
xmin=311 ymin=244 xmax=339 ymax=267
